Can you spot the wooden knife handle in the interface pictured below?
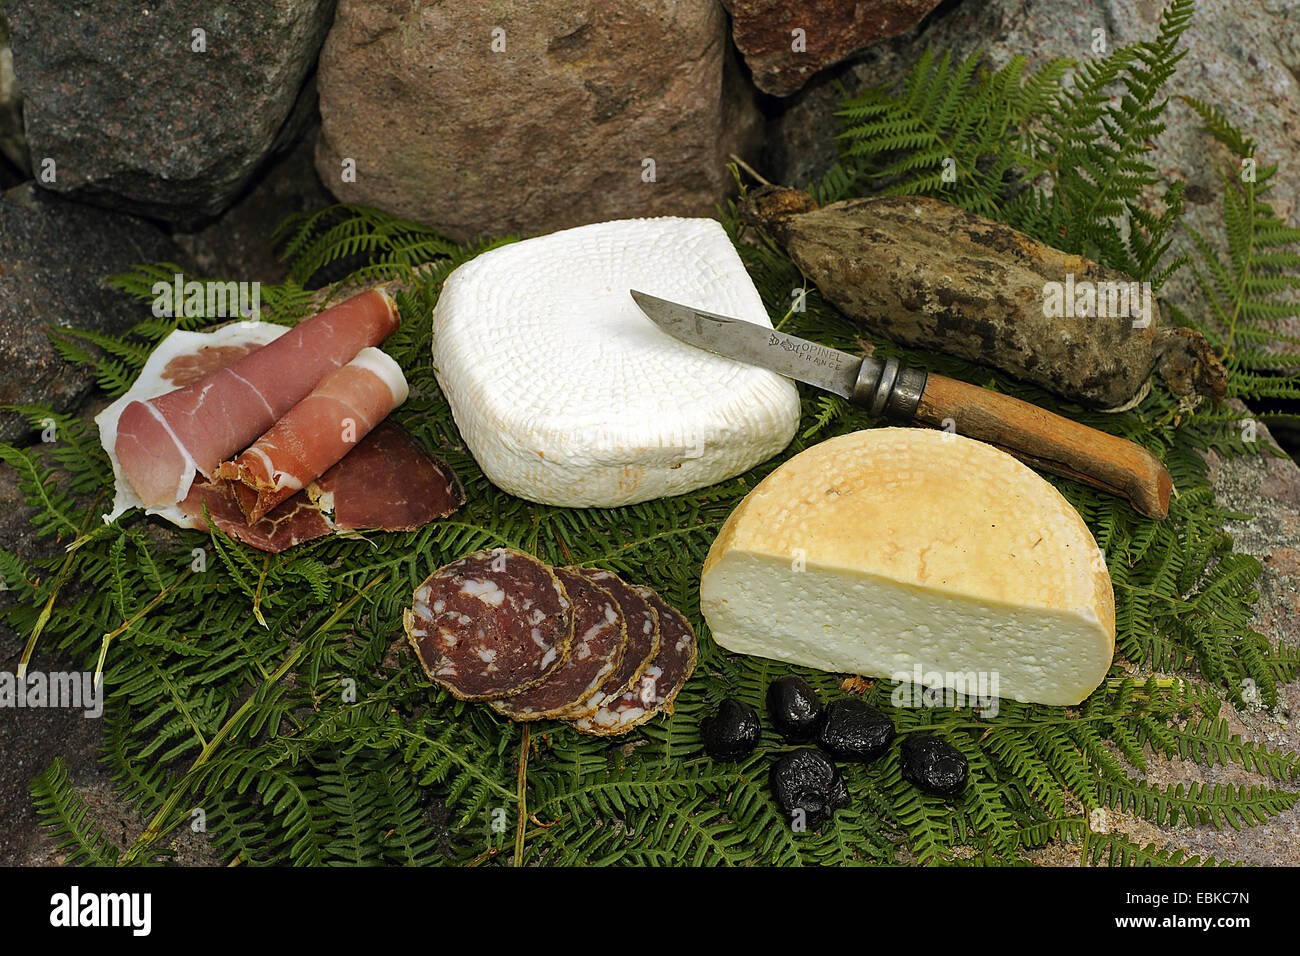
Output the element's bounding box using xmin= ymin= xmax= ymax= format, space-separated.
xmin=911 ymin=373 xmax=1172 ymax=519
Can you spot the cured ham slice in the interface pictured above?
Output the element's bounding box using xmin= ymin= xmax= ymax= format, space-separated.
xmin=113 ymin=288 xmax=399 ymax=509
xmin=178 ymin=421 xmax=464 ymax=553
xmin=308 ymin=420 xmax=464 ymax=531
xmin=98 ymin=322 xmax=289 ymax=529
xmin=97 ymin=319 xmax=464 ymax=553
xmin=215 ymin=347 xmax=409 ymax=522
xmin=181 ymin=479 xmax=334 ymax=553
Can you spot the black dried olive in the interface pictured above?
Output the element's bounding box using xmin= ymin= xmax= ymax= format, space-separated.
xmin=766 ymin=675 xmax=824 ymax=741
xmin=700 ymin=698 xmax=761 ymax=760
xmin=769 ymin=748 xmax=849 ymax=829
xmin=899 ymin=733 xmax=968 ymax=797
xmin=815 ymin=698 xmax=895 ymax=761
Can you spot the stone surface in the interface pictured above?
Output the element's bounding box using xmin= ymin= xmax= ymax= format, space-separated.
xmin=315 ymin=0 xmax=762 ymax=242
xmin=171 ymin=118 xmax=337 ymax=285
xmin=0 ymin=182 xmax=185 ymax=444
xmin=0 ymin=10 xmax=28 ymax=176
xmin=5 ymin=0 xmax=336 ymax=224
xmin=762 ymin=21 xmax=922 ymax=188
xmin=764 ymin=0 xmax=1300 ymax=363
xmin=722 ymin=0 xmax=945 ymax=96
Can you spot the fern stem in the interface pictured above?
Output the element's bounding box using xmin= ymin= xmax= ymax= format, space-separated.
xmin=514 ymin=723 xmax=530 ymax=867
xmin=549 ymin=518 xmax=574 ymax=565
xmin=17 ymin=491 xmax=106 ymax=680
xmin=142 ymin=655 xmax=210 ymax=751
xmin=728 ymin=152 xmax=773 ymax=188
xmin=252 ymin=555 xmax=271 ymax=629
xmin=62 ymin=521 xmax=117 ymax=555
xmin=94 ymin=575 xmax=188 ymax=687
xmin=584 ymin=525 xmax=712 ymax=563
xmin=1223 ymin=176 xmax=1258 ymax=358
xmin=466 ymin=845 xmax=503 ymax=866
xmin=1104 ymin=676 xmax=1182 ymax=691
xmin=881 ymin=710 xmax=1177 ymax=735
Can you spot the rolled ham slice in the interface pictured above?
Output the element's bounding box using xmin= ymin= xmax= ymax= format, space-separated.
xmin=97 ymin=304 xmax=464 ymax=553
xmin=215 ymin=347 xmax=409 ymax=522
xmin=114 ymin=288 xmax=400 ymax=509
xmin=97 ymin=322 xmax=289 ymax=528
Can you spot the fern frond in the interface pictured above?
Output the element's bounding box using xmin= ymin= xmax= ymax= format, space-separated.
xmin=1100 ymin=776 xmax=1297 ymax=829
xmin=30 ymin=759 xmax=122 ymax=866
xmin=13 ymin=10 xmax=1300 ymax=866
xmin=1086 ymin=832 xmax=1222 ymax=867
xmin=835 ymin=49 xmax=1071 ymax=217
xmin=1175 ymin=97 xmax=1300 ymax=384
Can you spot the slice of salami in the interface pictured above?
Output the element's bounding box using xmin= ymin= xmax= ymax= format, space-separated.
xmin=568 ymin=586 xmax=698 ymax=737
xmin=487 ymin=568 xmax=627 ymax=721
xmin=560 ymin=568 xmax=660 ymax=721
xmin=404 ymin=548 xmax=573 ymax=701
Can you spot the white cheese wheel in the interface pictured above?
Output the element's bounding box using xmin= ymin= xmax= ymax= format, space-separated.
xmin=431 ymin=217 xmax=801 ymax=507
xmin=700 ymin=428 xmax=1116 ymax=706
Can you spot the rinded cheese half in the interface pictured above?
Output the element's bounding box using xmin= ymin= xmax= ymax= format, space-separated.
xmin=699 ymin=428 xmax=1116 ymax=706
xmin=432 ymin=218 xmax=801 ymax=507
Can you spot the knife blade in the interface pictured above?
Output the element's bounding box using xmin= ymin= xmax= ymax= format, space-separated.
xmin=629 ymin=290 xmax=865 ymax=399
xmin=630 ymin=289 xmax=1172 ymax=520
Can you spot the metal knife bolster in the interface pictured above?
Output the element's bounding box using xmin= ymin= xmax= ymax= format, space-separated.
xmin=852 ymin=355 xmax=928 ymax=421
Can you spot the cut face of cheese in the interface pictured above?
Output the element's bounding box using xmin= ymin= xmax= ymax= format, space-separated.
xmin=699 ymin=428 xmax=1116 ymax=706
xmin=432 ymin=217 xmax=801 ymax=507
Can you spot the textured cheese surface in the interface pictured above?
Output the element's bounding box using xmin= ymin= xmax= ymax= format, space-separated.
xmin=700 ymin=428 xmax=1116 ymax=705
xmin=432 ymin=217 xmax=801 ymax=507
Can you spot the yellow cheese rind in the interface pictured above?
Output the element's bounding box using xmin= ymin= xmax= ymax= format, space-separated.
xmin=700 ymin=428 xmax=1115 ymax=706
